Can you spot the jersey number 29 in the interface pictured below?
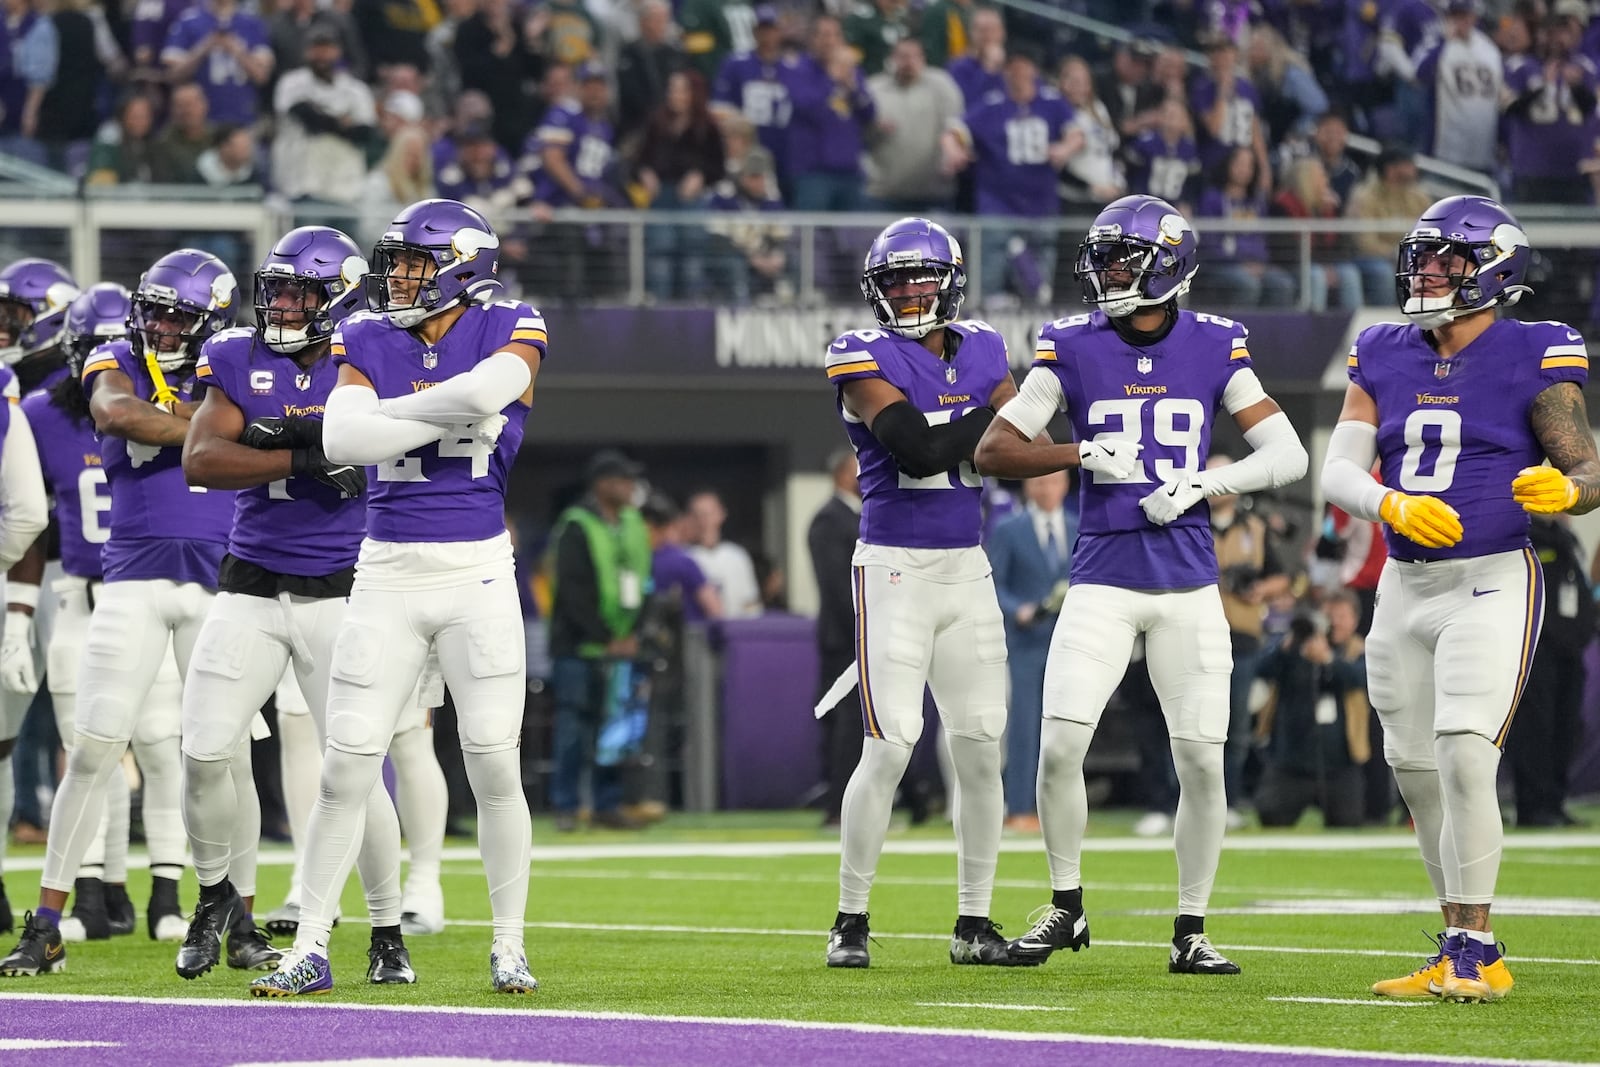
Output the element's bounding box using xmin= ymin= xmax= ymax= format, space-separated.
xmin=1084 ymin=397 xmax=1205 ymax=483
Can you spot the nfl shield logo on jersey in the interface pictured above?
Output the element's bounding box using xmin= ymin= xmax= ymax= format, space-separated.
xmin=945 ymin=365 xmax=957 ymax=384
xmin=1434 ymin=361 xmax=1451 ymax=379
xmin=423 ymin=349 xmax=438 ymax=370
xmin=1137 ymin=355 xmax=1153 ymax=375
xmin=295 ymin=372 xmax=311 ymax=391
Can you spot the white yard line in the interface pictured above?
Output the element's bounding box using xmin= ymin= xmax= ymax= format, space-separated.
xmin=1267 ymin=997 xmax=1434 ymax=1008
xmin=913 ymin=1002 xmax=1076 ymax=1012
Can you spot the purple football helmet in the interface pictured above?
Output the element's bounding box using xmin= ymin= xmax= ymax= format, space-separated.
xmin=367 ymin=198 xmax=500 ymax=327
xmin=860 ymin=217 xmax=966 ymax=338
xmin=61 ymin=283 xmax=133 ymax=376
xmin=255 ymin=226 xmax=369 ymax=354
xmin=1396 ymin=195 xmax=1532 ymax=329
xmin=1074 ymin=194 xmax=1198 ymax=318
xmin=131 ymin=249 xmax=239 ymax=372
xmin=0 ymin=258 xmax=79 ymax=365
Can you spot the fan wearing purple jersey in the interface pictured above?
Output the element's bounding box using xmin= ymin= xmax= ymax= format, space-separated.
xmin=2 ymin=283 xmax=153 ymax=947
xmin=252 ymin=199 xmax=541 ymax=997
xmin=1321 ymin=196 xmax=1600 ymax=1003
xmin=0 ymin=249 xmax=242 ymax=979
xmin=173 ymin=225 xmax=420 ymax=985
xmin=819 ymin=217 xmax=1033 ymax=970
xmin=975 ymin=194 xmax=1307 ymax=976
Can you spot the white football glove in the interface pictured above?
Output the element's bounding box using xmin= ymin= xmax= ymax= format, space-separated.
xmin=1139 ymin=474 xmax=1206 ymax=526
xmin=0 ymin=611 xmax=37 ymax=694
xmin=1079 ymin=438 xmax=1144 ymax=480
xmin=468 ymin=413 xmax=508 ymax=448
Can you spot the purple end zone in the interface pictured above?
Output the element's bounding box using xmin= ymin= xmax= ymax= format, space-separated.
xmin=0 ymin=996 xmax=1526 ymax=1067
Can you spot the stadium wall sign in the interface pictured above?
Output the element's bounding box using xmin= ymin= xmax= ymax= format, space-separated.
xmin=540 ymin=307 xmax=1356 ymax=383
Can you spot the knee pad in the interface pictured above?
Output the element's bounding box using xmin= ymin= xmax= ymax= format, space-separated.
xmin=66 ymin=732 xmax=129 ymax=781
xmin=325 ymin=697 xmax=386 ymax=757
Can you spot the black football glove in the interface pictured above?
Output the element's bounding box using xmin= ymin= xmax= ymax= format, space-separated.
xmin=241 ymin=416 xmax=323 ymax=451
xmin=290 ymin=444 xmax=365 ymax=499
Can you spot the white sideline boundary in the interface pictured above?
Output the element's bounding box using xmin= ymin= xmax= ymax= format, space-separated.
xmin=0 ymin=991 xmax=1589 ymax=1067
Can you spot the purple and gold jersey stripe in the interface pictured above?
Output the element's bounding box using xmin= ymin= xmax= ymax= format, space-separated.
xmin=852 ymin=566 xmax=883 ymax=740
xmin=82 ymin=355 xmax=118 ymax=380
xmin=826 ymin=359 xmax=879 ymax=379
xmin=1496 ymin=546 xmax=1546 ymax=747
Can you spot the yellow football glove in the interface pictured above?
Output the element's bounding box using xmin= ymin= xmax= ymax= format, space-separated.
xmin=1379 ymin=490 xmax=1463 ymax=549
xmin=1511 ymin=465 xmax=1579 ymax=513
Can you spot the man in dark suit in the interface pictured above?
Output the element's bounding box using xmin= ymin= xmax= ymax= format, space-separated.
xmin=987 ymin=471 xmax=1074 ymax=831
xmin=808 ymin=449 xmax=861 ymax=827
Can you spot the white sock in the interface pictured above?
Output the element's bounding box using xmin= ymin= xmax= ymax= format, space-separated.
xmin=390 ymin=726 xmax=448 ymax=903
xmin=1393 ymin=766 xmax=1447 ymax=904
xmin=1037 ymin=718 xmax=1094 ymax=891
xmin=228 ymin=741 xmax=260 ymax=901
xmin=100 ymin=766 xmax=130 ymax=884
xmin=277 ymin=710 xmax=320 ymax=908
xmin=132 ymin=735 xmax=186 ymax=874
xmin=355 ymin=780 xmax=403 ymax=928
xmin=182 ymin=754 xmax=235 ymax=889
xmin=1171 ymin=738 xmax=1226 ymax=916
xmin=462 ymin=748 xmax=531 ymax=947
xmin=39 ymin=734 xmax=124 ymax=894
xmin=294 ymin=748 xmax=384 ymax=958
xmin=1436 ymin=732 xmax=1504 ymax=906
xmin=1464 ymin=928 xmax=1494 ymax=944
xmin=946 ymin=734 xmax=1003 ymax=918
xmin=837 ymin=736 xmax=913 ymax=914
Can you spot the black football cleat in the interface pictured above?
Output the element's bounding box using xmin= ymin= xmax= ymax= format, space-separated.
xmin=952 ymin=918 xmax=1039 ymax=966
xmin=1169 ymin=932 xmax=1241 ymax=975
xmin=104 ymin=883 xmax=136 ymax=937
xmin=0 ymin=912 xmax=65 ymax=977
xmin=175 ymin=888 xmax=241 ymax=979
xmin=367 ymin=933 xmax=416 ymax=984
xmin=1007 ymin=904 xmax=1091 ymax=963
xmin=227 ymin=914 xmax=285 ymax=971
xmin=826 ymin=912 xmax=870 ymax=968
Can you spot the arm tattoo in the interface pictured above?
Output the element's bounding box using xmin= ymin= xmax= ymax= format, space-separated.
xmin=1530 ymin=382 xmax=1600 ymax=514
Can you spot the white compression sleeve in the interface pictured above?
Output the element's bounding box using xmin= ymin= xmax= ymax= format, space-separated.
xmin=322 ymin=384 xmax=453 ymax=466
xmin=377 ymin=351 xmax=532 ymax=423
xmin=0 ymin=406 xmax=49 ymax=569
xmin=1321 ymin=420 xmax=1391 ymax=522
xmin=1197 ymin=411 xmax=1308 ymax=497
xmin=994 ymin=366 xmax=1066 ymax=440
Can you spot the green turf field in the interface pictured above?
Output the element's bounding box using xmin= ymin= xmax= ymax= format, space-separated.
xmin=3 ymin=809 xmax=1597 ymax=1064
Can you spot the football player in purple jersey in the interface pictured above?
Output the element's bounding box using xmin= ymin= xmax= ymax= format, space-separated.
xmin=174 ymin=225 xmax=425 ymax=984
xmin=1 ymin=249 xmax=243 ymax=978
xmin=820 ymin=217 xmax=1049 ymax=969
xmin=0 ymin=260 xmax=55 ymax=940
xmin=2 ymin=284 xmax=149 ymax=946
xmin=253 ymin=199 xmax=541 ymax=996
xmin=975 ymin=194 xmax=1307 ymax=975
xmin=1321 ymin=196 xmax=1600 ymax=1003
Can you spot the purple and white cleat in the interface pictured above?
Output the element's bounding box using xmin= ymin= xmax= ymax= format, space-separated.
xmin=250 ymin=950 xmax=332 ymax=997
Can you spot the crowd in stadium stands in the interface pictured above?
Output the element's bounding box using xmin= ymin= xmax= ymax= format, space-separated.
xmin=5 ymin=0 xmax=1600 ymax=307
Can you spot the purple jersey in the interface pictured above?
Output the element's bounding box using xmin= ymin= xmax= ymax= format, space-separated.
xmin=1036 ymin=309 xmax=1253 ymax=589
xmin=712 ymin=51 xmax=798 ymax=176
xmin=531 ymin=102 xmax=617 ymax=206
xmin=1502 ymin=53 xmax=1600 ymax=180
xmin=194 ymin=328 xmax=365 ymax=578
xmin=1187 ymin=72 xmax=1264 ymax=173
xmin=130 ymin=0 xmax=186 ymax=60
xmin=652 ymin=542 xmax=709 ymax=623
xmin=332 ymin=301 xmax=543 ymax=543
xmin=962 ymin=88 xmax=1075 ymax=218
xmin=1124 ymin=130 xmax=1201 ymax=206
xmin=1349 ymin=318 xmax=1587 ymax=562
xmin=826 ymin=321 xmax=1011 ymax=550
xmin=80 ymin=340 xmax=234 ymax=586
xmin=162 ymin=6 xmax=271 ymax=126
xmin=22 ymin=368 xmax=108 ymax=579
xmin=786 ymin=54 xmax=873 ymax=177
xmin=947 ymin=57 xmax=1004 ymax=108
